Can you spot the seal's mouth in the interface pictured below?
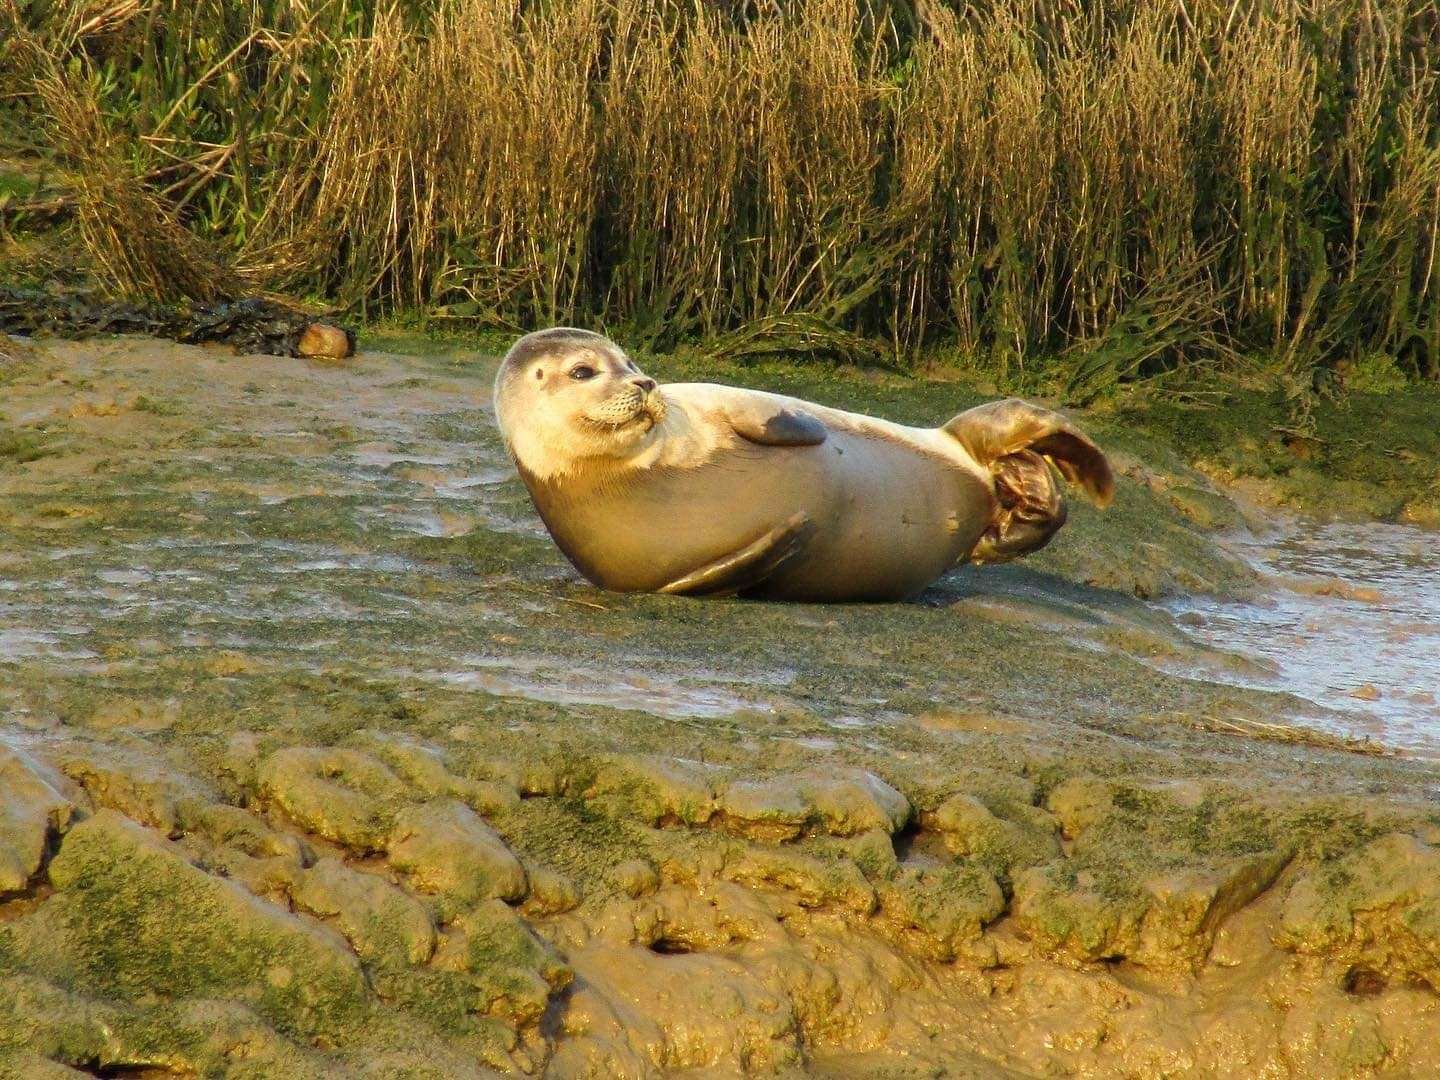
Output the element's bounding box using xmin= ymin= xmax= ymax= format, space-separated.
xmin=582 ymin=387 xmax=665 ymax=431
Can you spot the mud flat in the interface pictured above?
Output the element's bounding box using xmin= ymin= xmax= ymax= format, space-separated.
xmin=2 ymin=335 xmax=1438 ymax=1078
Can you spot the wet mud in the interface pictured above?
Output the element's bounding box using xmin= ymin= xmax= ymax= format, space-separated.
xmin=1 ymin=334 xmax=1438 ymax=1078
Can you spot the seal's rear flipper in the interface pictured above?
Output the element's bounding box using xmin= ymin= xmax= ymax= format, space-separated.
xmin=943 ymin=398 xmax=1114 ymax=564
xmin=659 ymin=512 xmax=814 ymax=597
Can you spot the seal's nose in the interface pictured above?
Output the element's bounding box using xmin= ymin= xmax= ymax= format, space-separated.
xmin=631 ymin=377 xmax=657 ymax=393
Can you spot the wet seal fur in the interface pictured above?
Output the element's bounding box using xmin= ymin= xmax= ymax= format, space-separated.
xmin=494 ymin=328 xmax=1114 ymax=601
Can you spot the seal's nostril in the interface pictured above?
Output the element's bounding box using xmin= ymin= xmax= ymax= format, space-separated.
xmin=634 ymin=377 xmax=657 ymax=393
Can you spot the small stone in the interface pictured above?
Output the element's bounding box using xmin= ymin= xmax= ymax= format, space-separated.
xmin=1350 ymin=683 xmax=1382 ymax=701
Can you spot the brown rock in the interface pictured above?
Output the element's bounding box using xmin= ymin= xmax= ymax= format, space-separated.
xmin=612 ymin=859 xmax=660 ymax=898
xmin=798 ymin=769 xmax=911 ymax=837
xmin=1011 ymin=847 xmax=1293 ymax=970
xmin=716 ymin=777 xmax=812 ymax=842
xmin=291 ymin=856 xmax=436 ymax=965
xmin=296 ymin=322 xmax=354 ymax=359
xmin=431 ymin=899 xmax=571 ymax=1027
xmin=588 ymin=755 xmax=720 ymax=826
xmin=1045 ymin=776 xmax=1116 ymax=840
xmin=255 ymin=746 xmax=405 ymax=851
xmin=928 ymin=792 xmax=1060 ymax=872
xmin=523 ymin=865 xmax=581 ymax=915
xmin=358 ymin=731 xmax=520 ymax=815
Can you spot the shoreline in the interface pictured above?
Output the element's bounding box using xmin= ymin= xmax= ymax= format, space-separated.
xmin=1 ymin=331 xmax=1438 ymax=1077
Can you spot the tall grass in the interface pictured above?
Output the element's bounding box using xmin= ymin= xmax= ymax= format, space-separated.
xmin=4 ymin=0 xmax=1440 ymax=388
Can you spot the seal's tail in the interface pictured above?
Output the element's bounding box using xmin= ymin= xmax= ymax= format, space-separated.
xmin=942 ymin=398 xmax=1114 ymax=564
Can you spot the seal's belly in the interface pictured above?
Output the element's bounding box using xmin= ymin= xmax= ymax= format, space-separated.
xmin=534 ymin=431 xmax=992 ymax=601
xmin=539 ymin=445 xmax=835 ymax=592
xmin=761 ymin=431 xmax=992 ymax=601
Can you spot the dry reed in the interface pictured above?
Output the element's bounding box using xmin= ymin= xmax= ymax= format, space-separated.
xmin=4 ymin=0 xmax=1439 ymax=384
xmin=14 ymin=30 xmax=238 ymax=303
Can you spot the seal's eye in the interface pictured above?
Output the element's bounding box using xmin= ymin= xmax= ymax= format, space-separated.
xmin=569 ymin=365 xmax=596 ymax=381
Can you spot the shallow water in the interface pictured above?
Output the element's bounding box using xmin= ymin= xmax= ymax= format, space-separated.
xmin=1168 ymin=518 xmax=1440 ymax=753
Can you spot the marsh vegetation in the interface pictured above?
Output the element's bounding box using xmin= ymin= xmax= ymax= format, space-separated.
xmin=3 ymin=0 xmax=1439 ymax=397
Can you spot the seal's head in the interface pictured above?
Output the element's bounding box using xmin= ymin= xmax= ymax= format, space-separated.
xmin=494 ymin=328 xmax=665 ymax=480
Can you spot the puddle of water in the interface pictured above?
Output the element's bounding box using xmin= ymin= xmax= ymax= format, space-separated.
xmin=350 ymin=446 xmax=460 ymax=469
xmin=0 ymin=626 xmax=97 ymax=661
xmin=1168 ymin=518 xmax=1440 ymax=753
xmin=433 ymin=468 xmax=515 ymax=498
xmin=429 ymin=659 xmax=767 ymax=720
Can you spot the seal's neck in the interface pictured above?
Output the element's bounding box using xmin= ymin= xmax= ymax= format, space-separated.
xmin=506 ymin=418 xmax=662 ymax=485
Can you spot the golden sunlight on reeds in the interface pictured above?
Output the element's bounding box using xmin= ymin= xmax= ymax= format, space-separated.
xmin=4 ymin=0 xmax=1439 ymax=386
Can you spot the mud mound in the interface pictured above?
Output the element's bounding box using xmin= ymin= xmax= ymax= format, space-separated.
xmin=5 ymin=730 xmax=1440 ymax=1077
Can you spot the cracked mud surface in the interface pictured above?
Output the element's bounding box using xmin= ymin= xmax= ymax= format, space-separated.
xmin=2 ymin=335 xmax=1438 ymax=1077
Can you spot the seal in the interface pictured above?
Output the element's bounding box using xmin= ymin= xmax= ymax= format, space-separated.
xmin=494 ymin=328 xmax=1114 ymax=602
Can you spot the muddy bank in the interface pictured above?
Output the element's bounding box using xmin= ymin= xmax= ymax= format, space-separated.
xmin=2 ymin=334 xmax=1439 ymax=1078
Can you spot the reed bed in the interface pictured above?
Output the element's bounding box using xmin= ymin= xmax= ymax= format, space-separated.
xmin=3 ymin=0 xmax=1439 ymax=388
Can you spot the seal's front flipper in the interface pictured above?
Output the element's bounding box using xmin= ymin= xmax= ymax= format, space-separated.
xmin=725 ymin=400 xmax=828 ymax=447
xmin=943 ymin=398 xmax=1114 ymax=564
xmin=659 ymin=511 xmax=815 ymax=597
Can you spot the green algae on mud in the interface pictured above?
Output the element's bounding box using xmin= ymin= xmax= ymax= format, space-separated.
xmin=2 ymin=334 xmax=1440 ymax=1076
xmin=1108 ymin=384 xmax=1440 ymax=526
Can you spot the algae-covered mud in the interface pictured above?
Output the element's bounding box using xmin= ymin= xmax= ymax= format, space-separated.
xmin=3 ymin=334 xmax=1440 ymax=1078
